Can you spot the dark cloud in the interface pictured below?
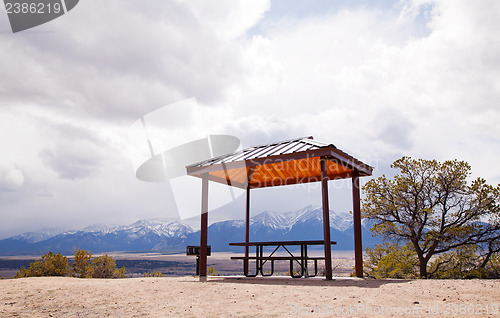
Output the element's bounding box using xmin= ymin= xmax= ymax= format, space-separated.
xmin=40 ymin=148 xmax=100 ymax=180
xmin=0 ymin=0 xmax=252 ymax=122
xmin=37 ymin=121 xmax=107 ymax=180
xmin=377 ymin=110 xmax=415 ymax=150
xmin=1 ymin=0 xmax=499 ymax=239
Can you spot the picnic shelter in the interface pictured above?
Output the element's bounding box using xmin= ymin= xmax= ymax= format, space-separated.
xmin=186 ymin=136 xmax=373 ymax=280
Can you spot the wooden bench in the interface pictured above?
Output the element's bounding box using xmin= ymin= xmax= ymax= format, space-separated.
xmin=229 ymin=240 xmax=336 ymax=278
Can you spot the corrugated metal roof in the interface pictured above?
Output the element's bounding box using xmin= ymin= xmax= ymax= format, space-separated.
xmin=188 ymin=136 xmax=334 ymax=168
xmin=186 ymin=136 xmax=373 ymax=188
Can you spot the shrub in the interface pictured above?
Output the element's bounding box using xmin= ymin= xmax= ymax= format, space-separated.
xmin=73 ymin=249 xmax=93 ymax=278
xmin=90 ymin=255 xmax=127 ymax=278
xmin=361 ymin=243 xmax=500 ymax=279
xmin=429 ymin=246 xmax=495 ymax=279
xmin=15 ymin=252 xmax=70 ymax=278
xmin=362 ymin=243 xmax=419 ymax=279
xmin=208 ymin=265 xmax=218 ymax=276
xmin=15 ymin=250 xmax=127 ymax=279
xmin=144 ymin=271 xmax=164 ymax=277
xmin=484 ymin=253 xmax=500 ymax=278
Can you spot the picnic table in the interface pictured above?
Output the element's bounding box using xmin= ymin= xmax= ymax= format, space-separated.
xmin=229 ymin=240 xmax=337 ymax=278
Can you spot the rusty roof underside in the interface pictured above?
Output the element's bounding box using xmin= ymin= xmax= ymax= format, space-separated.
xmin=186 ymin=136 xmax=372 ymax=189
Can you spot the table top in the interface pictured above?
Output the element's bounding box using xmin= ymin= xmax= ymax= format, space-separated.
xmin=229 ymin=240 xmax=337 ymax=247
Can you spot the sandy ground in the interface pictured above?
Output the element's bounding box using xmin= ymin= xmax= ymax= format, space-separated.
xmin=1 ymin=276 xmax=499 ymax=317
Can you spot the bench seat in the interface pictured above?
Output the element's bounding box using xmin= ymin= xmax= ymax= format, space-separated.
xmin=230 ymin=256 xmax=325 ymax=261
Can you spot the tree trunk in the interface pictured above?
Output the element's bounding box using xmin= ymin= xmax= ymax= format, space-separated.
xmin=419 ymin=259 xmax=428 ymax=278
xmin=412 ymin=240 xmax=429 ymax=278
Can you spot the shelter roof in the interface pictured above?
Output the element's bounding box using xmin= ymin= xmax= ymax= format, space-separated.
xmin=186 ymin=136 xmax=372 ymax=189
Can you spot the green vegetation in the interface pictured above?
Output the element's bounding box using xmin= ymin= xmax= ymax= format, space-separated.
xmin=362 ymin=243 xmax=500 ymax=279
xmin=73 ymin=249 xmax=93 ymax=278
xmin=144 ymin=271 xmax=164 ymax=277
xmin=362 ymin=157 xmax=500 ymax=278
xmin=15 ymin=250 xmax=126 ymax=279
xmin=15 ymin=252 xmax=70 ymax=278
xmin=428 ymin=245 xmax=500 ymax=279
xmin=208 ymin=265 xmax=218 ymax=276
xmin=363 ymin=243 xmax=419 ymax=279
xmin=90 ymin=255 xmax=127 ymax=278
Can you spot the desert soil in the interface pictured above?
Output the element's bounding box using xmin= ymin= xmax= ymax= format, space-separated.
xmin=1 ymin=276 xmax=499 ymax=317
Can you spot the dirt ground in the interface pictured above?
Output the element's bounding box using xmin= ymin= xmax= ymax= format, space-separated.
xmin=1 ymin=276 xmax=499 ymax=317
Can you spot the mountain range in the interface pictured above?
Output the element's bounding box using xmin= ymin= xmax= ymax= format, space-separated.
xmin=0 ymin=205 xmax=382 ymax=255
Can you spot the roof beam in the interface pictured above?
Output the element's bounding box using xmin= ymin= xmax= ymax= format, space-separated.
xmin=248 ymin=171 xmax=356 ymax=189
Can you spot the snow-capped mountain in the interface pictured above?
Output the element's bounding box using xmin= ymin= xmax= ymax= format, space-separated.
xmin=12 ymin=228 xmax=69 ymax=243
xmin=287 ymin=205 xmax=353 ymax=231
xmin=0 ymin=206 xmax=381 ymax=255
xmin=81 ymin=224 xmax=119 ymax=234
xmin=118 ymin=219 xmax=196 ymax=238
xmin=251 ymin=210 xmax=291 ymax=230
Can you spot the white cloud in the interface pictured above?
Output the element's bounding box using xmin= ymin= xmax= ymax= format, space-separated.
xmin=0 ymin=0 xmax=499 ymax=238
xmin=231 ymin=0 xmax=500 ymax=177
xmin=0 ymin=0 xmax=269 ymax=121
xmin=0 ymin=0 xmax=270 ymax=238
xmin=0 ymin=164 xmax=25 ymax=191
xmin=179 ymin=0 xmax=270 ymax=40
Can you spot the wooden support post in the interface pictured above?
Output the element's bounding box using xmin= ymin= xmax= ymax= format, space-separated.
xmin=245 ymin=186 xmax=250 ymax=275
xmin=244 ymin=166 xmax=255 ymax=276
xmin=352 ymin=171 xmax=363 ymax=278
xmin=320 ymin=157 xmax=333 ymax=280
xmin=199 ymin=173 xmax=209 ymax=281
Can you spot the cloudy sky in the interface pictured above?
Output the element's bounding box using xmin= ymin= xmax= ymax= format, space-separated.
xmin=0 ymin=0 xmax=499 ymax=238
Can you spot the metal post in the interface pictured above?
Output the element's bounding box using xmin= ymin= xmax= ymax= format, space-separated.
xmin=320 ymin=157 xmax=333 ymax=280
xmin=199 ymin=173 xmax=209 ymax=281
xmin=196 ymin=256 xmax=200 ymax=276
xmin=352 ymin=171 xmax=363 ymax=278
xmin=245 ymin=186 xmax=250 ymax=275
